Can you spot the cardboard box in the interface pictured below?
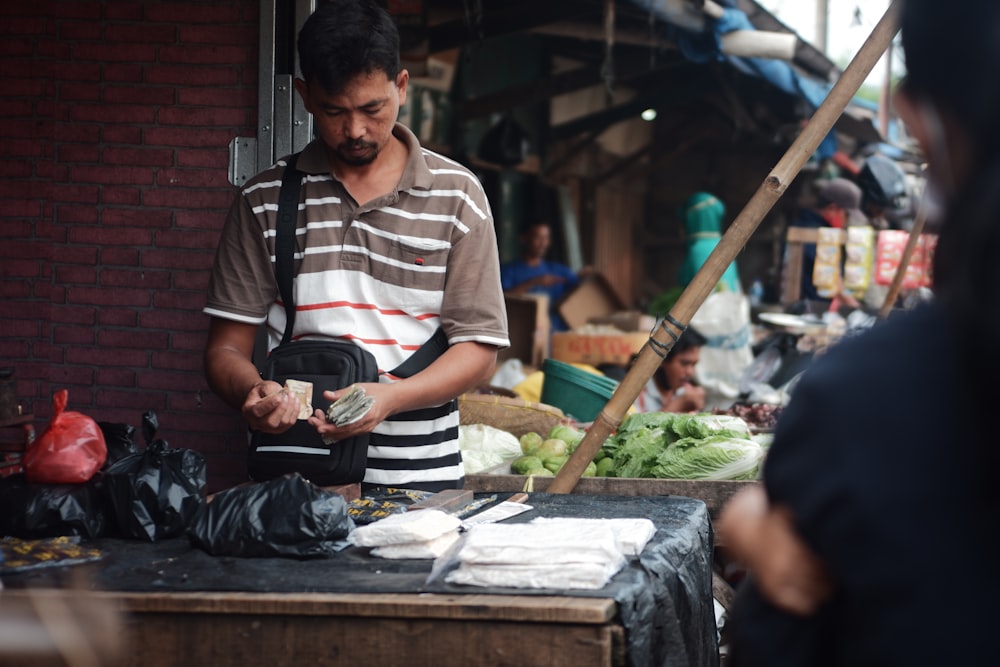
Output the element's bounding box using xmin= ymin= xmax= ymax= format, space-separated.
xmin=499 ymin=294 xmax=549 ymax=368
xmin=587 ymin=310 xmax=657 ymax=333
xmin=557 ymin=274 xmax=625 ymax=331
xmin=550 ymin=331 xmax=649 ymax=367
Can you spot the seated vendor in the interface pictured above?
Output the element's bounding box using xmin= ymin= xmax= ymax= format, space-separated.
xmin=633 ymin=327 xmax=707 ymax=413
xmin=500 ymin=221 xmax=591 ymax=332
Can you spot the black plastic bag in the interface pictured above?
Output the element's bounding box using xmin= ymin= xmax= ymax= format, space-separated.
xmin=103 ymin=411 xmax=207 ymax=541
xmin=477 ymin=114 xmax=528 ymax=166
xmin=97 ymin=420 xmax=140 ymax=468
xmin=187 ymin=473 xmax=354 ymax=558
xmin=0 ymin=473 xmax=107 ymax=539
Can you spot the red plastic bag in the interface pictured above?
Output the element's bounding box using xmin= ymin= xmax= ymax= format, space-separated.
xmin=24 ymin=389 xmax=107 ymax=484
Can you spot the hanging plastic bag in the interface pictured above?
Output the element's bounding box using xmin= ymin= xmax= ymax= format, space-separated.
xmin=23 ymin=389 xmax=107 ymax=485
xmin=103 ymin=410 xmax=207 ymax=541
xmin=187 ymin=473 xmax=354 ymax=558
xmin=690 ymin=292 xmax=755 ymax=410
xmin=477 ymin=114 xmax=528 ymax=166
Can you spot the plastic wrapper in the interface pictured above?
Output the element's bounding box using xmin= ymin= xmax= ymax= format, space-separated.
xmin=0 ymin=535 xmax=103 ymax=574
xmin=843 ymin=225 xmax=875 ymax=293
xmin=350 ymin=509 xmax=460 ymax=547
xmin=370 ymin=530 xmax=461 ymax=559
xmin=23 ymin=389 xmax=107 ymax=484
xmin=458 ymin=423 xmax=522 ymax=474
xmin=442 ymin=519 xmax=627 ymax=590
xmin=812 ymin=226 xmax=843 ymax=298
xmin=187 ymin=473 xmax=354 ymax=558
xmin=528 ymin=517 xmax=656 ymax=557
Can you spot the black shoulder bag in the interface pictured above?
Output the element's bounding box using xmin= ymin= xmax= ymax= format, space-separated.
xmin=248 ymin=153 xmax=449 ymax=486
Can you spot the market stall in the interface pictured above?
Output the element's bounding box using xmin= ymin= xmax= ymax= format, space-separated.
xmin=1 ymin=492 xmax=718 ymax=667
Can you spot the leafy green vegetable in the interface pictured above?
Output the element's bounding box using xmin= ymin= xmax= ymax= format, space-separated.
xmin=519 ymin=431 xmax=544 ymax=456
xmin=607 ymin=425 xmax=668 ymax=479
xmin=595 ymin=457 xmax=616 ymax=477
xmin=543 ymin=454 xmax=569 ymax=473
xmin=650 ymin=435 xmax=763 ymax=480
xmin=604 ymin=411 xmax=756 ymax=479
xmin=548 ymin=424 xmax=586 ymax=451
xmin=537 ymin=438 xmax=568 ymax=461
xmin=511 ymin=455 xmax=545 ymax=475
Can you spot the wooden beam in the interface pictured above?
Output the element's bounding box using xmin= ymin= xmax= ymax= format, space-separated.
xmin=426 ymin=0 xmax=596 ymax=53
xmin=460 ymin=56 xmax=683 ymax=121
xmin=548 ymin=69 xmax=703 ymax=142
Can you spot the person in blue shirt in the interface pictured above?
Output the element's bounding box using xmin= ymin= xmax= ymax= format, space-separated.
xmin=501 ymin=221 xmax=589 ymax=332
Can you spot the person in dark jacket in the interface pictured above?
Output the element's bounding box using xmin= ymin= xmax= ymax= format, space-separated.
xmin=717 ymin=1 xmax=1000 ymax=665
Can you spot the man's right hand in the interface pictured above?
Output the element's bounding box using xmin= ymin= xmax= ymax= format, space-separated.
xmin=242 ymin=380 xmax=300 ymax=433
xmin=718 ymin=485 xmax=834 ymax=616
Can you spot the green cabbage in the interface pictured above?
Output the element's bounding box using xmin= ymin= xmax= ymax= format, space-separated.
xmin=547 ymin=424 xmax=586 ymax=451
xmin=650 ymin=435 xmax=763 ymax=480
xmin=603 ymin=411 xmax=757 ymax=479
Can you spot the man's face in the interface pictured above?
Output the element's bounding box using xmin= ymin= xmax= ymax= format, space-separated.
xmin=295 ymin=69 xmax=408 ymax=167
xmin=523 ymin=224 xmax=552 ymax=260
xmin=662 ymin=347 xmax=700 ymax=390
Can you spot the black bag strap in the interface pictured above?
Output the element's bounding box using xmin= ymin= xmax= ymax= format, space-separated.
xmin=272 ymin=152 xmax=448 ymax=374
xmin=390 ymin=327 xmax=449 ymax=378
xmin=275 ymin=153 xmax=303 ymax=346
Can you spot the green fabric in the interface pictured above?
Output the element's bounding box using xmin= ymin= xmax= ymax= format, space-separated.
xmin=677 ymin=192 xmax=742 ymax=292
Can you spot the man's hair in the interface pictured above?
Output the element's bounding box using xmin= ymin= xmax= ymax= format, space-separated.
xmin=520 ymin=221 xmax=551 ymax=235
xmin=297 ymin=0 xmax=400 ymax=94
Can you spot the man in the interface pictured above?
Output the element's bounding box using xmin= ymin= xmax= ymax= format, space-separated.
xmin=203 ymin=0 xmax=509 ymax=491
xmin=500 ymin=221 xmax=589 ymax=332
xmin=785 ymin=177 xmax=864 ymax=307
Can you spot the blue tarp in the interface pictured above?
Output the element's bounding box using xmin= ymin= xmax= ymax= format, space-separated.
xmin=633 ymin=0 xmax=839 ymax=158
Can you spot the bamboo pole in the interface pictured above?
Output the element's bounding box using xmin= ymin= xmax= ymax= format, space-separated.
xmin=548 ymin=0 xmax=902 ymax=494
xmin=877 ymin=189 xmax=929 ymax=319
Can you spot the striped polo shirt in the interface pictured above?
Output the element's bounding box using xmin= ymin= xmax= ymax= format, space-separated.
xmin=205 ymin=124 xmax=510 ymax=491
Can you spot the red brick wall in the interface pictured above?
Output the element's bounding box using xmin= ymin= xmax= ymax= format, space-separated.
xmin=1 ymin=0 xmax=260 ymax=491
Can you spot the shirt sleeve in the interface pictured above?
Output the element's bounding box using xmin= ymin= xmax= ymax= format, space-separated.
xmin=203 ymin=192 xmax=276 ymax=323
xmin=438 ymin=186 xmax=509 ymax=348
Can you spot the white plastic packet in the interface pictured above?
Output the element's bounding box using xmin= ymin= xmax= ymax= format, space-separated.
xmin=350 ymin=509 xmax=461 ymax=547
xmin=455 ymin=521 xmax=622 ymax=565
xmin=371 ymin=530 xmax=461 ymax=560
xmin=528 ymin=517 xmax=656 ymax=557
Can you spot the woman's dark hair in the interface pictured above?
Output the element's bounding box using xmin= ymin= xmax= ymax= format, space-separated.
xmin=297 ymin=0 xmax=400 ymax=94
xmin=648 ymin=326 xmax=706 ymax=391
xmin=666 ymin=326 xmax=707 ymax=361
xmin=901 ymin=0 xmax=1000 ymax=465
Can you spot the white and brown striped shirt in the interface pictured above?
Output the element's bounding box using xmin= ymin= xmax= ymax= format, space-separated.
xmin=205 ymin=124 xmax=509 ymax=490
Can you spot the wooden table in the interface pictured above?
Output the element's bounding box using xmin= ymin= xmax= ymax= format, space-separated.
xmin=1 ymin=493 xmax=717 ymax=667
xmin=1 ymin=589 xmax=622 ymax=666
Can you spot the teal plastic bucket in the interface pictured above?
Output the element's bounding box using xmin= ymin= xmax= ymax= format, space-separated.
xmin=540 ymin=359 xmax=618 ymax=422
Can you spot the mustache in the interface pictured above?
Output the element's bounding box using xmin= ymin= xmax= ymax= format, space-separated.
xmin=340 ymin=139 xmax=376 ymax=151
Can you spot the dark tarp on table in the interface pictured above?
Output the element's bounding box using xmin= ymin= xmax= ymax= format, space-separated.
xmin=2 ymin=493 xmax=718 ymax=667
